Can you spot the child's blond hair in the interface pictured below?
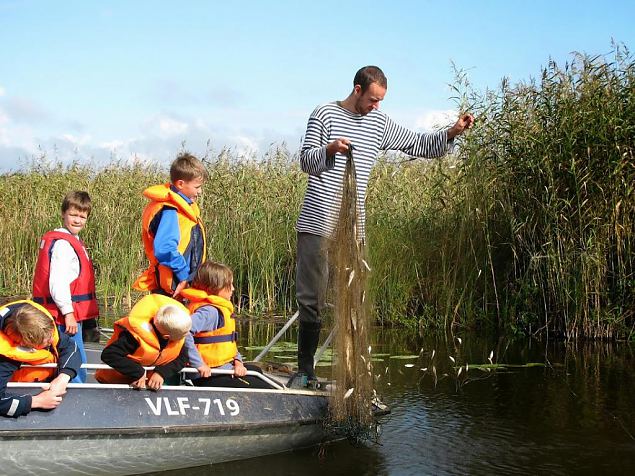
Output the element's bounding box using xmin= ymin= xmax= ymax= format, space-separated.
xmin=62 ymin=191 xmax=92 ymax=216
xmin=170 ymin=152 xmax=208 ymax=183
xmin=154 ymin=304 xmax=191 ymax=341
xmin=4 ymin=304 xmax=54 ymax=348
xmin=192 ymin=261 xmax=233 ymax=295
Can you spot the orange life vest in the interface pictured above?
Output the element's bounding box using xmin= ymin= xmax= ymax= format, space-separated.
xmin=0 ymin=300 xmax=60 ymax=382
xmin=31 ymin=231 xmax=99 ymax=324
xmin=95 ymin=295 xmax=188 ymax=383
xmin=132 ymin=184 xmax=206 ymax=295
xmin=180 ymin=288 xmax=237 ymax=368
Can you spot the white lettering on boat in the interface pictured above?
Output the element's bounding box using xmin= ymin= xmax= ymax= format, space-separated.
xmin=144 ymin=397 xmax=240 ymax=417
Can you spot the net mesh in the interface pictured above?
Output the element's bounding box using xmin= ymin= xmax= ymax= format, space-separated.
xmin=328 ymin=147 xmax=374 ymax=435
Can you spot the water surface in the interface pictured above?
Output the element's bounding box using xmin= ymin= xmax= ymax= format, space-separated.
xmin=140 ymin=320 xmax=634 ymax=476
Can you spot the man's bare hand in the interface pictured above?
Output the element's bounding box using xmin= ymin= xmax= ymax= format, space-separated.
xmin=448 ymin=113 xmax=475 ymax=139
xmin=326 ymin=138 xmax=352 ymax=158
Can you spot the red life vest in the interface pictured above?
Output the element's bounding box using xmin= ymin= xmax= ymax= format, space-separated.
xmin=95 ymin=295 xmax=188 ymax=383
xmin=133 ymin=184 xmax=206 ymax=295
xmin=32 ymin=230 xmax=99 ymax=325
xmin=0 ymin=300 xmax=60 ymax=382
xmin=180 ymin=288 xmax=237 ymax=368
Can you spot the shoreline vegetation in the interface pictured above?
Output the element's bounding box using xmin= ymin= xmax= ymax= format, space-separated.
xmin=1 ymin=48 xmax=633 ymax=340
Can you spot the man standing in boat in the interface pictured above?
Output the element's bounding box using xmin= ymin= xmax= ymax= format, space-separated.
xmin=296 ymin=65 xmax=474 ymax=383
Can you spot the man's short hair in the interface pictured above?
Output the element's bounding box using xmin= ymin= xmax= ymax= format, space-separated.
xmin=4 ymin=303 xmax=54 ymax=348
xmin=170 ymin=152 xmax=208 ymax=183
xmin=192 ymin=261 xmax=233 ymax=295
xmin=62 ymin=191 xmax=92 ymax=216
xmin=353 ymin=66 xmax=387 ymax=92
xmin=154 ymin=304 xmax=192 ymax=341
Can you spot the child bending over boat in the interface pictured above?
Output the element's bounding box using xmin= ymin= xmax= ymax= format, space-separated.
xmin=0 ymin=300 xmax=82 ymax=418
xmin=181 ymin=261 xmax=273 ymax=389
xmin=133 ymin=152 xmax=207 ymax=299
xmin=95 ymin=295 xmax=191 ymax=390
xmin=31 ymin=191 xmax=100 ymax=383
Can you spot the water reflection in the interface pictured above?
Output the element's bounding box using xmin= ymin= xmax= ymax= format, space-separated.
xmin=109 ymin=314 xmax=633 ymax=476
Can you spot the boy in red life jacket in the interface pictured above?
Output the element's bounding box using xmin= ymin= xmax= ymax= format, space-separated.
xmin=0 ymin=300 xmax=82 ymax=418
xmin=95 ymin=295 xmax=192 ymax=391
xmin=32 ymin=191 xmax=99 ymax=384
xmin=181 ymin=262 xmax=273 ymax=389
xmin=133 ymin=153 xmax=208 ymax=300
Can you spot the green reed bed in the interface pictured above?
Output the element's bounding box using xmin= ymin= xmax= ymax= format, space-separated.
xmin=0 ymin=148 xmax=304 ymax=315
xmin=451 ymin=47 xmax=635 ymax=338
xmin=0 ymin=47 xmax=632 ymax=339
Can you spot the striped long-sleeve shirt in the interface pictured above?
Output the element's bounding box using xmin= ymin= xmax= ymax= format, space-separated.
xmin=297 ymin=102 xmax=453 ymax=239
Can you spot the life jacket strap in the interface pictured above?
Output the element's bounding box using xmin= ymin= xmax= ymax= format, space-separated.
xmin=33 ymin=292 xmax=97 ymax=305
xmin=194 ymin=331 xmax=238 ymax=345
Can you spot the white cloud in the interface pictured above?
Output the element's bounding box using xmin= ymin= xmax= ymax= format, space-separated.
xmin=0 ymin=104 xmax=306 ymax=172
xmin=158 ymin=117 xmax=188 ymax=136
xmin=414 ymin=109 xmax=457 ymax=131
xmin=0 ymin=86 xmax=5 ymax=97
xmin=3 ymin=96 xmax=50 ymax=124
xmin=61 ymin=133 xmax=92 ymax=146
xmin=98 ymin=139 xmax=128 ymax=151
xmin=143 ymin=114 xmax=189 ymax=138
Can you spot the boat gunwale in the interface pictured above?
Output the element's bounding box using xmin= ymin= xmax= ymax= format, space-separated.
xmin=6 ymin=381 xmax=328 ymax=397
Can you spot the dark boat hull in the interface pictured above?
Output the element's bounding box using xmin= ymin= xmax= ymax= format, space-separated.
xmin=1 ymin=383 xmax=331 ymax=475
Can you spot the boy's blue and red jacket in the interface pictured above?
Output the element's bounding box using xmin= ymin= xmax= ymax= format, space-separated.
xmin=133 ymin=184 xmax=206 ymax=295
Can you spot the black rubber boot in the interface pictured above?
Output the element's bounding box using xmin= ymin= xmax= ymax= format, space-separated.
xmin=297 ymin=321 xmax=321 ymax=381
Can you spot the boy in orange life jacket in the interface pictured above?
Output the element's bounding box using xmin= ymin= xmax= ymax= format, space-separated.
xmin=0 ymin=300 xmax=82 ymax=418
xmin=32 ymin=191 xmax=99 ymax=384
xmin=95 ymin=294 xmax=192 ymax=390
xmin=133 ymin=153 xmax=207 ymax=299
xmin=181 ymin=261 xmax=273 ymax=389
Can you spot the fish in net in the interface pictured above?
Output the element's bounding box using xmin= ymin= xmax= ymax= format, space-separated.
xmin=326 ymin=145 xmax=376 ymax=440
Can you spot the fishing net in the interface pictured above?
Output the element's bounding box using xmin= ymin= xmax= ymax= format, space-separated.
xmin=328 ymin=146 xmax=375 ymax=437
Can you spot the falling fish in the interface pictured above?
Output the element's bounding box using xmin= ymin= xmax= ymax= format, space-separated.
xmin=449 ymin=356 xmax=455 ymax=363
xmin=457 ymin=337 xmax=462 ymax=345
xmin=405 ymin=364 xmax=414 ymax=368
xmin=431 ymin=350 xmax=436 ymax=360
xmin=361 ymin=259 xmax=371 ymax=271
xmin=343 ymin=388 xmax=354 ymax=399
xmin=457 ymin=366 xmax=463 ymax=377
xmin=347 ymin=270 xmax=355 ymax=287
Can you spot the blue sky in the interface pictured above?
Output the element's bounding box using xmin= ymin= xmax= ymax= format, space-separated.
xmin=1 ymin=0 xmax=633 ymax=171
